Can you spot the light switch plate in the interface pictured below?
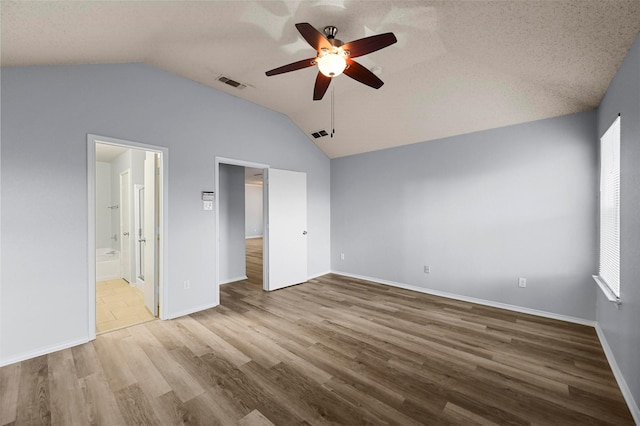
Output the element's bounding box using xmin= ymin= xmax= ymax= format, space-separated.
xmin=203 ymin=200 xmax=213 ymax=211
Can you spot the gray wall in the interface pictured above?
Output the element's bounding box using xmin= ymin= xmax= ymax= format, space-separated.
xmin=0 ymin=63 xmax=331 ymax=364
xmin=596 ymin=33 xmax=640 ymax=413
xmin=219 ymin=164 xmax=246 ymax=283
xmin=245 ymin=184 xmax=263 ymax=238
xmin=332 ymin=111 xmax=598 ymax=320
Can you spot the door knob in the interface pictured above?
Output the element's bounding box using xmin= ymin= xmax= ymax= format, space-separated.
xmin=139 ymin=238 xmax=146 ymax=243
xmin=302 ymin=230 xmax=307 ymax=235
xmin=123 ymin=232 xmax=130 ymax=236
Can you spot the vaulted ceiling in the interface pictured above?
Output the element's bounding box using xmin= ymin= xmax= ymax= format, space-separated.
xmin=2 ymin=1 xmax=639 ymax=158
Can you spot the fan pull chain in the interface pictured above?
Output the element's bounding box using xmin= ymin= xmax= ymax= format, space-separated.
xmin=331 ymin=86 xmax=335 ymax=138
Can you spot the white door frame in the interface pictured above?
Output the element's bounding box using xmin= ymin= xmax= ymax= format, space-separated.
xmin=214 ymin=157 xmax=269 ymax=304
xmin=87 ymin=134 xmax=169 ymax=340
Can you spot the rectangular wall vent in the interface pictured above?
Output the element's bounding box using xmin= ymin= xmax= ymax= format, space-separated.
xmin=311 ymin=130 xmax=329 ymax=139
xmin=217 ymin=76 xmax=247 ymax=90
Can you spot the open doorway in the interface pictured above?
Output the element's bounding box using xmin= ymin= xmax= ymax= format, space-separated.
xmin=88 ymin=135 xmax=167 ymax=338
xmin=217 ymin=161 xmax=267 ymax=293
xmin=244 ymin=167 xmax=265 ymax=287
xmin=215 ymin=157 xmax=309 ymax=304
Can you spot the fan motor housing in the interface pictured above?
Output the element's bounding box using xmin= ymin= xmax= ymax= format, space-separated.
xmin=324 ymin=26 xmax=343 ymax=47
xmin=323 ymin=26 xmax=339 ymax=38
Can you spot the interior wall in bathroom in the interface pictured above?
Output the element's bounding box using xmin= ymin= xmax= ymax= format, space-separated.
xmin=108 ymin=148 xmax=146 ymax=282
xmin=110 ymin=150 xmax=132 ymax=251
xmin=131 ymin=150 xmax=145 ymax=193
xmin=129 ymin=149 xmax=145 ymax=284
xmin=96 ymin=161 xmax=113 ymax=249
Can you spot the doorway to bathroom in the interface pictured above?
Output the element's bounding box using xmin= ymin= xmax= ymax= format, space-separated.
xmin=88 ymin=134 xmax=167 ymax=337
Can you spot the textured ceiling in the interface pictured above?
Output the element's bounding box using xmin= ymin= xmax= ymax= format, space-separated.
xmin=2 ymin=1 xmax=639 ymax=159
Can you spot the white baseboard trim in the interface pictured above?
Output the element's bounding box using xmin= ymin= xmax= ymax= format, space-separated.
xmin=331 ymin=271 xmax=595 ymax=327
xmin=97 ymin=274 xmax=120 ymax=282
xmin=219 ymin=275 xmax=248 ymax=285
xmin=595 ymin=323 xmax=640 ymax=424
xmin=0 ymin=336 xmax=90 ymax=368
xmin=165 ymin=302 xmax=218 ymax=320
xmin=308 ymin=270 xmax=332 ymax=281
xmin=245 ymin=235 xmax=263 ymax=239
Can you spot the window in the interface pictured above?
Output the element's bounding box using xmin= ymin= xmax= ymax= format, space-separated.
xmin=595 ymin=115 xmax=620 ymax=301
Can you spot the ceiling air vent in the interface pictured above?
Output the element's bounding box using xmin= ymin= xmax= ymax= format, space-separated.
xmin=217 ymin=75 xmax=247 ymax=90
xmin=311 ymin=130 xmax=329 ymax=139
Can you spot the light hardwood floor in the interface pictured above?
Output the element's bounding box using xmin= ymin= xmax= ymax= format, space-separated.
xmin=97 ymin=278 xmax=155 ymax=333
xmin=0 ymin=238 xmax=633 ymax=425
xmin=244 ymin=237 xmax=263 ymax=287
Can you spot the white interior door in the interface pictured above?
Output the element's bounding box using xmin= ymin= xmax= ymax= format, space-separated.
xmin=143 ymin=152 xmax=159 ymax=316
xmin=267 ymin=169 xmax=307 ymax=291
xmin=119 ymin=170 xmax=131 ymax=283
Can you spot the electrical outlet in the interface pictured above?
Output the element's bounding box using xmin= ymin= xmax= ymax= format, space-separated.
xmin=518 ymin=277 xmax=527 ymax=288
xmin=340 ymin=253 xmax=345 ymax=261
xmin=184 ymin=280 xmax=190 ymax=290
xmin=424 ymin=265 xmax=431 ymax=274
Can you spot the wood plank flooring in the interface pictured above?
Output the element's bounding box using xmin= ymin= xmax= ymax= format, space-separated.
xmin=0 ymin=238 xmax=633 ymax=425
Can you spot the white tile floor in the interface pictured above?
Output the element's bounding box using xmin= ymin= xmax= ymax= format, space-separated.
xmin=96 ymin=278 xmax=155 ymax=333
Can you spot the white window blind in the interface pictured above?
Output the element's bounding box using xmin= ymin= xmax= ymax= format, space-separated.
xmin=598 ymin=116 xmax=620 ymax=298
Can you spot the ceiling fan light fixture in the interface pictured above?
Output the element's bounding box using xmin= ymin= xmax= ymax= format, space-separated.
xmin=316 ymin=48 xmax=348 ymax=77
xmin=265 ymin=23 xmax=397 ymax=100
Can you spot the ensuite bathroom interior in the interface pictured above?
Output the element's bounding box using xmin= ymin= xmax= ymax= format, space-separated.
xmin=95 ymin=144 xmax=155 ymax=333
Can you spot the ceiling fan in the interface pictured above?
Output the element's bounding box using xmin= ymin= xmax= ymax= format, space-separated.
xmin=266 ymin=23 xmax=397 ymax=100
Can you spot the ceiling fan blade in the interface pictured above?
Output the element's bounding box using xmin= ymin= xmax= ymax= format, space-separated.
xmin=313 ymin=72 xmax=332 ymax=100
xmin=343 ymin=59 xmax=384 ymax=89
xmin=342 ymin=33 xmax=397 ymax=58
xmin=295 ymin=23 xmax=331 ymax=51
xmin=265 ymin=57 xmax=317 ymax=76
